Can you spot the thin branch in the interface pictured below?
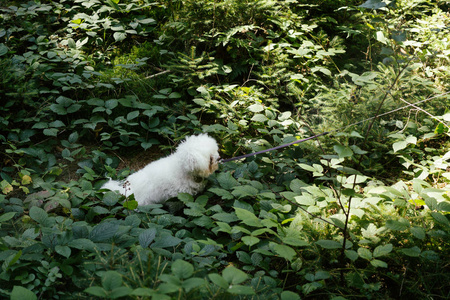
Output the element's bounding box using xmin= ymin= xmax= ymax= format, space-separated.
xmin=398 ymin=97 xmax=450 ymax=131
xmin=145 ymin=70 xmax=171 ymax=79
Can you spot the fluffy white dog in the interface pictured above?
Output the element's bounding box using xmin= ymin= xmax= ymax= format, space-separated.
xmin=102 ymin=134 xmax=220 ymax=206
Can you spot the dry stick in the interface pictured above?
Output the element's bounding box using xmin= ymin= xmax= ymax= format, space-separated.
xmin=339 ymin=56 xmax=416 ymax=279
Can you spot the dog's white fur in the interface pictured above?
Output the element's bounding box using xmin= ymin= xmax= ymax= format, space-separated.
xmin=101 ymin=134 xmax=220 ymax=206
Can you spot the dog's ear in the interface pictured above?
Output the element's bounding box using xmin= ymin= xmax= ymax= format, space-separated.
xmin=185 ymin=150 xmax=210 ymax=177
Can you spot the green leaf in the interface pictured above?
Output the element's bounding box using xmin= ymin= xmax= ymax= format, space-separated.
xmin=370 ymin=259 xmax=388 ymax=268
xmin=242 ymin=236 xmax=260 ymax=246
xmin=85 ymin=286 xmax=107 ymax=297
xmin=109 ymin=286 xmax=133 ymax=299
xmin=103 ymin=191 xmax=120 ymax=206
xmin=11 ymin=286 xmax=37 ymax=300
xmin=316 ymin=239 xmax=341 ymax=249
xmin=0 ymin=44 xmax=8 ymax=56
xmin=139 ymin=228 xmax=157 ymax=248
xmin=182 ymin=278 xmax=205 ymax=293
xmin=248 ymin=104 xmax=264 ymax=112
xmin=55 ymin=245 xmax=71 ymax=258
xmin=43 ymin=128 xmax=59 ymax=137
xmin=386 ymin=219 xmax=410 ymax=231
xmin=68 ymin=238 xmax=97 ymax=251
xmin=102 ymin=271 xmax=123 ymax=291
xmin=373 ymin=244 xmax=393 ymax=258
xmin=410 ymin=227 xmax=426 ymax=240
xmin=123 ymin=200 xmax=138 ymax=210
xmin=282 ymin=236 xmax=309 ymax=247
xmin=208 ymin=273 xmax=229 ymax=289
xmin=345 ymin=250 xmax=358 ymax=261
xmin=113 ymin=32 xmax=127 ymax=42
xmin=401 ymin=246 xmax=421 ymax=257
xmin=227 ymin=285 xmax=255 ymax=295
xmin=234 ymin=207 xmax=263 ymax=227
xmin=223 ymin=266 xmax=248 ymax=285
xmin=216 ymin=172 xmax=239 ymax=189
xmin=270 ymin=243 xmax=296 ymax=261
xmin=281 ymin=291 xmax=301 ymax=300
xmin=89 ymin=221 xmax=119 ymax=242
xmin=295 ymin=194 xmax=315 ymax=206
xmin=357 ymin=247 xmax=372 ymax=260
xmin=359 ymin=0 xmax=387 ymax=9
xmin=152 ymin=234 xmax=182 ymax=248
xmin=393 ymin=140 xmax=408 ymax=153
xmin=0 ymin=211 xmax=16 ymax=223
xmin=431 ymin=212 xmax=449 ymax=225
xmin=334 ymin=145 xmax=353 ymax=158
xmin=172 ymin=259 xmax=194 ymax=279
xmin=127 ymin=111 xmax=140 ymax=120
xmin=29 ymin=206 xmax=48 ymax=224
xmin=232 ymin=185 xmax=259 ymax=199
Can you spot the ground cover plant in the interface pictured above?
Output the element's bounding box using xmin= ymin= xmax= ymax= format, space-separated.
xmin=1 ymin=0 xmax=449 ymax=299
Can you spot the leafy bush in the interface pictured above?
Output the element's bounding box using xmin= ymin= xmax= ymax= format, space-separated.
xmin=1 ymin=0 xmax=449 ymax=299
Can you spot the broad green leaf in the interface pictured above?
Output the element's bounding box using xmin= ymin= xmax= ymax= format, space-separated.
xmin=281 ymin=291 xmax=301 ymax=300
xmin=223 ymin=266 xmax=248 ymax=285
xmin=373 ymin=244 xmax=393 ymax=258
xmin=127 ymin=110 xmax=140 ymax=120
xmin=109 ymin=287 xmax=133 ymax=299
xmin=0 ymin=211 xmax=16 ymax=223
xmin=370 ymin=259 xmax=388 ymax=268
xmin=270 ymin=242 xmax=296 ymax=261
xmin=393 ymin=140 xmax=407 ymax=153
xmin=89 ymin=221 xmax=119 ymax=242
xmin=103 ymin=191 xmax=120 ymax=206
xmin=316 ymin=239 xmax=341 ymax=249
xmin=357 ymin=247 xmax=372 ymax=260
xmin=113 ymin=32 xmax=127 ymax=42
xmin=139 ymin=228 xmax=157 ymax=248
xmin=216 ymin=172 xmax=239 ymax=189
xmin=208 ymin=273 xmax=228 ymax=289
xmin=227 ymin=285 xmax=255 ymax=295
xmin=345 ymin=250 xmax=358 ymax=261
xmin=242 ymin=235 xmax=260 ymax=246
xmin=131 ymin=288 xmax=157 ymax=296
xmin=0 ymin=44 xmax=8 ymax=56
xmin=85 ymin=286 xmax=107 ymax=297
xmin=172 ymin=259 xmax=194 ymax=279
xmin=211 ymin=212 xmax=239 ymax=223
xmin=334 ymin=145 xmax=353 ymax=158
xmin=11 ymin=286 xmax=37 ymax=300
xmin=282 ymin=236 xmax=309 ymax=247
xmin=232 ymin=185 xmax=259 ymax=199
xmin=182 ymin=278 xmax=205 ymax=293
xmin=359 ymin=0 xmax=387 ymax=9
xmin=386 ymin=219 xmax=410 ymax=231
xmin=29 ymin=206 xmax=48 ymax=224
xmin=102 ymin=271 xmax=123 ymax=291
xmin=410 ymin=226 xmax=426 ymax=240
xmin=68 ymin=238 xmax=96 ymax=251
xmin=234 ymin=207 xmax=263 ymax=227
xmin=402 ymin=246 xmax=421 ymax=257
xmin=295 ymin=194 xmax=315 ymax=206
xmin=152 ymin=234 xmax=182 ymax=248
xmin=430 ymin=212 xmax=449 ymax=225
xmin=55 ymin=245 xmax=71 ymax=258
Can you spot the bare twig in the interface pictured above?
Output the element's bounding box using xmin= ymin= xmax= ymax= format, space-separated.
xmin=145 ymin=70 xmax=171 ymax=79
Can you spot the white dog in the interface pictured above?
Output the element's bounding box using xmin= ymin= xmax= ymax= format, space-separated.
xmin=102 ymin=134 xmax=220 ymax=205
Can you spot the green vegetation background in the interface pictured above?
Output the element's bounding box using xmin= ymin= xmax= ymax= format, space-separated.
xmin=1 ymin=0 xmax=449 ymax=299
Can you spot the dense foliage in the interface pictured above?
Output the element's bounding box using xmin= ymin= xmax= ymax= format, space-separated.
xmin=1 ymin=0 xmax=449 ymax=299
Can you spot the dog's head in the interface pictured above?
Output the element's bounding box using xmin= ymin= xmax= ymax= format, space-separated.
xmin=176 ymin=134 xmax=220 ymax=178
